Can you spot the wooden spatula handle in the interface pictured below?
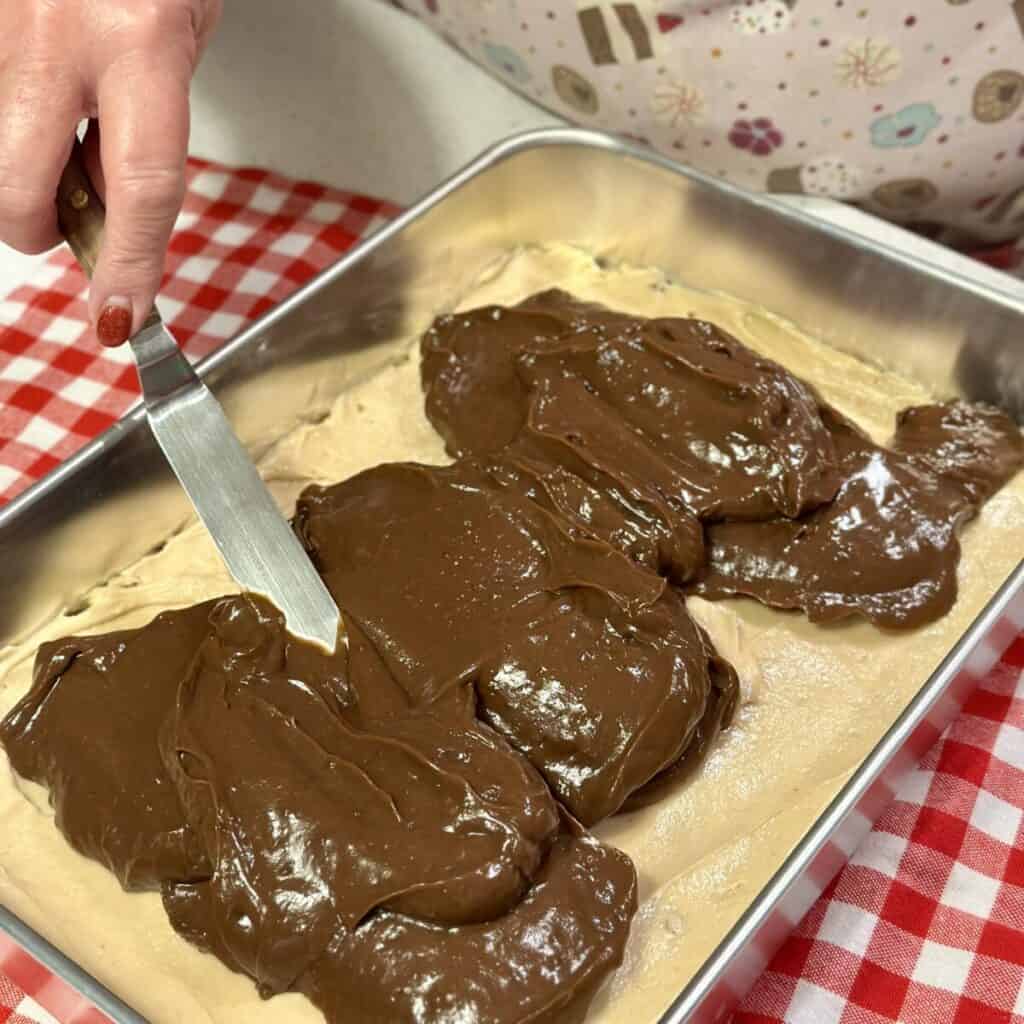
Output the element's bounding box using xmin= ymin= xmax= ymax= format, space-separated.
xmin=56 ymin=139 xmax=105 ymax=279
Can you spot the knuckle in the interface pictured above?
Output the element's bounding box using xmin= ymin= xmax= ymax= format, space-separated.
xmin=126 ymin=0 xmax=200 ymax=58
xmin=0 ymin=183 xmax=49 ymax=225
xmin=23 ymin=1 xmax=62 ymax=42
xmin=114 ymin=164 xmax=186 ymax=212
xmin=98 ymin=244 xmax=165 ymax=288
xmin=0 ymin=232 xmax=54 ymax=255
xmin=2 ymin=51 xmax=78 ymax=117
xmin=15 ymin=237 xmax=57 ymax=256
xmin=103 ymin=195 xmax=177 ymax=263
xmin=0 ymin=197 xmax=55 ymax=253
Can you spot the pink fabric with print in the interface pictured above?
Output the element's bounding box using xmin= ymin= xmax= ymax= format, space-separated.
xmin=394 ymin=0 xmax=1024 ymax=246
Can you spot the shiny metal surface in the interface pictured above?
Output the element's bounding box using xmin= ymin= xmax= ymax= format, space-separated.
xmin=1 ymin=128 xmax=1022 ymax=1022
xmin=130 ymin=315 xmax=341 ymax=652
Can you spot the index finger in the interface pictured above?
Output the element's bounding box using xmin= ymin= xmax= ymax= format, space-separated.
xmin=89 ymin=51 xmax=191 ymax=341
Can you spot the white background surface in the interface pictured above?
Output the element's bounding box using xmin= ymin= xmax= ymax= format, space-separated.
xmin=0 ymin=0 xmax=560 ymax=288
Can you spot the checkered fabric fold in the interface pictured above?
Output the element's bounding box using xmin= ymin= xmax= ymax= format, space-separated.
xmin=1 ymin=157 xmax=1023 ymax=1024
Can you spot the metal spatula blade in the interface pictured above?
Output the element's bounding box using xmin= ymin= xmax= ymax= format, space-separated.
xmin=130 ymin=316 xmax=341 ymax=650
xmin=57 ymin=142 xmax=341 ymax=652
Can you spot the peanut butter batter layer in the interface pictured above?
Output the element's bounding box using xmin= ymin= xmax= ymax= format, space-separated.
xmin=1 ymin=245 xmax=1022 ymax=1023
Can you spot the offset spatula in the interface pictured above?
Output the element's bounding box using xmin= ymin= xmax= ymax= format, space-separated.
xmin=56 ymin=142 xmax=342 ymax=652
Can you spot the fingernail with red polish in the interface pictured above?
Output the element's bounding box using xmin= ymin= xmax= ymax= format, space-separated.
xmin=96 ymin=297 xmax=133 ymax=346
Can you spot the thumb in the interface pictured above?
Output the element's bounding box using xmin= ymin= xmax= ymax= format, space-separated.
xmin=89 ymin=57 xmax=189 ymax=346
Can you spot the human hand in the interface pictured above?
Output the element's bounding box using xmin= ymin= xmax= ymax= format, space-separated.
xmin=0 ymin=0 xmax=222 ymax=344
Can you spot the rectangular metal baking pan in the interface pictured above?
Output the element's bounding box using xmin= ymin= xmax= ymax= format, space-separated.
xmin=1 ymin=128 xmax=1022 ymax=1024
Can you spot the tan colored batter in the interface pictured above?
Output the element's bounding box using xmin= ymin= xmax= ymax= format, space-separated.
xmin=1 ymin=244 xmax=1022 ymax=1024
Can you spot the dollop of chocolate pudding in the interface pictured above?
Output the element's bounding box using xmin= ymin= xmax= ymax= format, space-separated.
xmin=422 ymin=290 xmax=1023 ymax=629
xmin=694 ymin=403 xmax=1024 ymax=628
xmin=3 ymin=289 xmax=1020 ymax=1024
xmin=1 ymin=603 xmax=216 ymax=890
xmin=294 ymin=458 xmax=725 ymax=825
xmin=422 ymin=289 xmax=842 ymax=524
xmin=2 ymin=596 xmax=636 ymax=1022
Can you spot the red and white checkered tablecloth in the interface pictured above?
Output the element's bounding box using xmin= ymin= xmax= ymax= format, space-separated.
xmin=0 ymin=931 xmax=105 ymax=1024
xmin=0 ymin=156 xmax=398 ymax=505
xmin=737 ymin=633 xmax=1024 ymax=1024
xmin=1 ymin=158 xmax=1023 ymax=1024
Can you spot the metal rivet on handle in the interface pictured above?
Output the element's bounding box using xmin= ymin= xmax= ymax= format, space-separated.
xmin=69 ymin=189 xmax=89 ymax=210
